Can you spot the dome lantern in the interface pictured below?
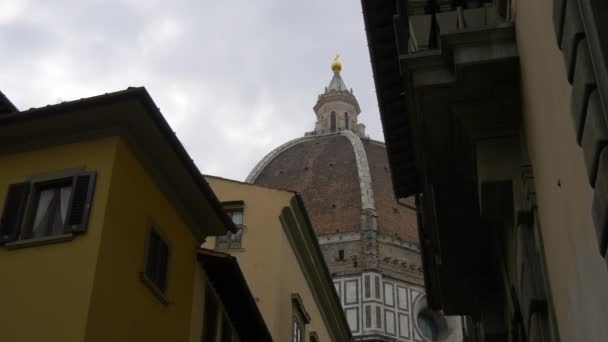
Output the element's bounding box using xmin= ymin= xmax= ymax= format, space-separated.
xmin=311 ymin=55 xmax=364 ymax=137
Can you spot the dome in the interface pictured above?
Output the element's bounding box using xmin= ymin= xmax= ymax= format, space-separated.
xmin=246 ymin=130 xmax=418 ymax=244
xmin=245 ymin=61 xmax=430 ymax=341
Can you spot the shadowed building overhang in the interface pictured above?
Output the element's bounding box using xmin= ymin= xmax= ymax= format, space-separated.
xmin=0 ymin=87 xmax=238 ymax=239
xmin=361 ymin=0 xmax=521 ymax=316
xmin=0 ymin=91 xmax=18 ymax=115
xmin=197 ymin=249 xmax=273 ymax=342
xmin=360 ymin=0 xmax=420 ymax=200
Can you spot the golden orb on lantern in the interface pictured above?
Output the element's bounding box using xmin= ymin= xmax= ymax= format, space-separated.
xmin=331 ymin=54 xmax=342 ymax=72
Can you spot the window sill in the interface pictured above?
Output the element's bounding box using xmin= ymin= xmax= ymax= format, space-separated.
xmin=214 ymin=247 xmax=245 ymax=252
xmin=140 ymin=272 xmax=169 ymax=305
xmin=5 ymin=233 xmax=74 ymax=249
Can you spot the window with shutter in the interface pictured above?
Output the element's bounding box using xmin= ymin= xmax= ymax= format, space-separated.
xmin=142 ymin=225 xmax=170 ymax=302
xmin=0 ymin=170 xmax=96 ymax=246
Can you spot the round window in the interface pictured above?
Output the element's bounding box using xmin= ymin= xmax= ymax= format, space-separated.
xmin=417 ymin=311 xmax=439 ymax=341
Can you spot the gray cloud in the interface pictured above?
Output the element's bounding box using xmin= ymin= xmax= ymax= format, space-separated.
xmin=0 ymin=0 xmax=383 ymax=180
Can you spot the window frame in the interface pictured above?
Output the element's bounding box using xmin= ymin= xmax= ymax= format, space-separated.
xmin=215 ymin=204 xmax=245 ymax=250
xmin=292 ymin=294 xmax=311 ymax=342
xmin=293 ymin=314 xmax=304 ymax=342
xmin=0 ymin=169 xmax=96 ymax=248
xmin=21 ymin=176 xmax=74 ymax=240
xmin=141 ymin=222 xmax=171 ymax=304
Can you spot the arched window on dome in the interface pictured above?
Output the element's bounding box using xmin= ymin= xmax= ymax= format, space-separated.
xmin=345 ymin=112 xmax=349 ymax=129
xmin=330 ymin=111 xmax=336 ymax=131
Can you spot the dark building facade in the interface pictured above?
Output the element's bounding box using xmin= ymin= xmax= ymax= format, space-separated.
xmin=362 ymin=0 xmax=608 ymax=341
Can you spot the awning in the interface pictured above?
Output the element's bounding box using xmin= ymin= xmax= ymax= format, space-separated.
xmin=197 ymin=249 xmax=273 ymax=342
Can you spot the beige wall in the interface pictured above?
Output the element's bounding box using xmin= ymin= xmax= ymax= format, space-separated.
xmin=204 ymin=177 xmax=335 ymax=341
xmin=85 ymin=139 xmax=201 ymax=342
xmin=515 ymin=1 xmax=608 ymax=341
xmin=0 ymin=137 xmax=117 ymax=342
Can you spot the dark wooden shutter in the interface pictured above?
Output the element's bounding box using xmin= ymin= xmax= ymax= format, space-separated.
xmin=67 ymin=171 xmax=96 ymax=233
xmin=156 ymin=238 xmax=169 ymax=292
xmin=145 ymin=231 xmax=160 ymax=282
xmin=0 ymin=182 xmax=30 ymax=244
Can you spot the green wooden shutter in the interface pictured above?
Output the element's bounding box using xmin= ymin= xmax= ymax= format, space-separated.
xmin=67 ymin=171 xmax=96 ymax=233
xmin=0 ymin=182 xmax=30 ymax=243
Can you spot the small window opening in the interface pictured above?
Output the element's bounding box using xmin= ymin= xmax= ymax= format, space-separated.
xmin=143 ymin=226 xmax=170 ymax=297
xmin=338 ymin=249 xmax=344 ymax=261
xmin=345 ymin=112 xmax=349 ymax=129
xmin=418 ymin=311 xmax=440 ymax=341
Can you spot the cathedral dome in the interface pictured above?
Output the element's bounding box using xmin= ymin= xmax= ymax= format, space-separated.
xmin=244 ymin=60 xmax=458 ymax=342
xmin=247 ymin=59 xmax=417 ymax=246
xmin=246 ymin=132 xmax=418 ymax=245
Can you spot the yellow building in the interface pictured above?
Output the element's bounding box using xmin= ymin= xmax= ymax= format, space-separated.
xmin=204 ymin=176 xmax=352 ymax=342
xmin=0 ymin=88 xmax=271 ymax=342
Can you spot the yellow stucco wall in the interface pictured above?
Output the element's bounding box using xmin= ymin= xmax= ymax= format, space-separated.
xmin=204 ymin=177 xmax=335 ymax=341
xmin=0 ymin=137 xmax=117 ymax=342
xmin=515 ymin=1 xmax=608 ymax=341
xmin=84 ymin=138 xmax=201 ymax=342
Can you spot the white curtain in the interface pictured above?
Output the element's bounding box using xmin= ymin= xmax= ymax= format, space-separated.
xmin=231 ymin=211 xmax=243 ymax=225
xmin=60 ymin=186 xmax=72 ymax=223
xmin=32 ymin=189 xmax=54 ymax=237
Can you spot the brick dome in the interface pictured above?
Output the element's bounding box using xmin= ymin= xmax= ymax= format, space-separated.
xmin=246 ymin=131 xmax=418 ymax=244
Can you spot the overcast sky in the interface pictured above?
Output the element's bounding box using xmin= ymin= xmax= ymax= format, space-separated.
xmin=1 ymin=0 xmax=382 ymax=181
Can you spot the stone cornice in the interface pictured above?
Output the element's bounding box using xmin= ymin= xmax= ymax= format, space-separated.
xmin=313 ymin=91 xmax=361 ymax=115
xmin=317 ymin=232 xmax=361 ymax=245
